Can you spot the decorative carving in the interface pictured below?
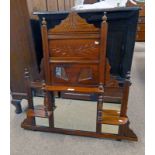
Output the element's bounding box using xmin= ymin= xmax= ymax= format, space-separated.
xmin=49 ymin=41 xmax=99 ymax=58
xmin=78 ymin=68 xmax=93 ymax=82
xmin=48 ymin=12 xmax=99 ymax=33
xmin=105 ymin=59 xmax=119 ymax=88
xmin=102 ymin=12 xmax=107 ymax=22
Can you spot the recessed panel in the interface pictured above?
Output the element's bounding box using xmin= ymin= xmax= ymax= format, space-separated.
xmin=51 ymin=64 xmax=99 ymax=86
xmin=49 ymin=39 xmax=100 ymax=60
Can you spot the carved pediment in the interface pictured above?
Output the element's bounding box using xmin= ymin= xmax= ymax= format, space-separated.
xmin=48 ymin=12 xmax=99 ymax=34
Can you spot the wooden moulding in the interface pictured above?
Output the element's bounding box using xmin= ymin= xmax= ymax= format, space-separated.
xmin=21 ymin=119 xmax=138 ymax=141
xmin=30 ymin=82 xmax=104 ymax=93
xmin=44 ymin=85 xmax=104 ymax=93
xmin=49 ymin=59 xmax=99 ymax=64
xmin=31 ymin=82 xmax=103 ymax=93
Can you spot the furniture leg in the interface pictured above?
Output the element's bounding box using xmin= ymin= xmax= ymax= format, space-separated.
xmin=50 ymin=91 xmax=56 ymax=109
xmin=11 ymin=99 xmax=22 ymax=114
xmin=24 ymin=68 xmax=36 ymax=125
xmin=24 ymin=68 xmax=34 ymax=109
xmin=43 ymin=85 xmax=54 ymax=128
xmin=118 ymin=80 xmax=130 ymax=137
xmin=11 ymin=92 xmax=27 ymax=114
xmin=118 ymin=80 xmax=137 ymax=140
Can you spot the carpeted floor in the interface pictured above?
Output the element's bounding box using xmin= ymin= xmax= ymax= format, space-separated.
xmin=10 ymin=42 xmax=145 ymax=155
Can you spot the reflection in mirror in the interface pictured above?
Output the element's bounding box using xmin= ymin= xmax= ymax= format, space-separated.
xmin=32 ymin=97 xmax=49 ymax=127
xmin=55 ymin=67 xmax=68 ymax=81
xmin=54 ymin=99 xmax=97 ymax=132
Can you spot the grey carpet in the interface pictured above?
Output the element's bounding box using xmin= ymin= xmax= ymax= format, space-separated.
xmin=10 ymin=42 xmax=145 ymax=155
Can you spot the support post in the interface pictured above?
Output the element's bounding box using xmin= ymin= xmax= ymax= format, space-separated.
xmin=119 ymin=79 xmax=131 ymax=137
xmin=96 ymin=93 xmax=104 ymax=133
xmin=42 ymin=83 xmax=54 ymax=128
xmin=24 ymin=68 xmax=35 ymax=125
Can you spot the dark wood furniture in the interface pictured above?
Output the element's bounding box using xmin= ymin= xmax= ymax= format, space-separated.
xmin=136 ymin=2 xmax=145 ymax=41
xmin=10 ymin=0 xmax=39 ymax=113
xmin=21 ymin=12 xmax=137 ymax=141
xmin=127 ymin=1 xmax=145 ymax=41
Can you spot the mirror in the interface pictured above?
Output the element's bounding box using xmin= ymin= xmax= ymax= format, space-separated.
xmin=34 ymin=96 xmax=121 ymax=134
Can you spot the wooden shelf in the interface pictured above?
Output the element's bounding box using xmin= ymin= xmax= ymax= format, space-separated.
xmin=100 ymin=115 xmax=128 ymax=125
xmin=30 ymin=82 xmax=104 ymax=93
xmin=27 ymin=105 xmax=52 ymax=118
xmin=98 ymin=109 xmax=128 ymax=125
xmin=102 ymin=109 xmax=120 ymax=116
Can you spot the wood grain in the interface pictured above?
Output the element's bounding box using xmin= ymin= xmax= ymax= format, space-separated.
xmin=49 ymin=39 xmax=100 ymax=58
xmin=99 ymin=14 xmax=108 ymax=86
xmin=47 ymin=0 xmax=58 ymax=11
xmin=70 ymin=0 xmax=75 ymax=8
xmin=65 ymin=0 xmax=71 ymax=11
xmin=58 ymin=0 xmax=65 ymax=11
xmin=102 ymin=109 xmax=120 ymax=116
xmin=32 ymin=0 xmax=47 ymax=11
xmin=41 ymin=18 xmax=51 ymax=84
xmin=100 ymin=115 xmax=128 ymax=125
xmin=11 ymin=0 xmax=39 ymax=113
xmin=44 ymin=85 xmax=104 ymax=93
xmin=26 ymin=0 xmax=34 ymax=15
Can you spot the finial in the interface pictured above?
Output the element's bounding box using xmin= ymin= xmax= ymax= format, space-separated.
xmin=99 ymin=84 xmax=104 ymax=91
xmin=42 ymin=17 xmax=47 ymax=25
xmin=102 ymin=12 xmax=107 ymax=21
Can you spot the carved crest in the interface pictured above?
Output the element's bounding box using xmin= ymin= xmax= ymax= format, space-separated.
xmin=48 ymin=12 xmax=99 ymax=34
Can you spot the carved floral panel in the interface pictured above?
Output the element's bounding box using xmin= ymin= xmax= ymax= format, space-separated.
xmin=49 ymin=39 xmax=99 ymax=59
